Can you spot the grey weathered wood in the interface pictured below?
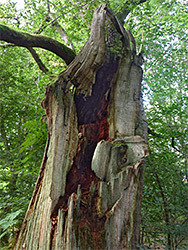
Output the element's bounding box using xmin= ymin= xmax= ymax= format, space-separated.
xmin=14 ymin=4 xmax=147 ymax=250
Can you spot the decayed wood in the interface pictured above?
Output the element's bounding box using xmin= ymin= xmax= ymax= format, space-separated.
xmin=14 ymin=4 xmax=148 ymax=250
xmin=62 ymin=5 xmax=107 ymax=96
xmin=108 ymin=53 xmax=143 ymax=137
xmin=15 ymin=84 xmax=78 ymax=250
xmin=92 ymin=137 xmax=147 ymax=249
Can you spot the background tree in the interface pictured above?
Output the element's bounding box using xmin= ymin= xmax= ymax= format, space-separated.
xmin=0 ymin=0 xmax=187 ymax=249
xmin=127 ymin=1 xmax=188 ymax=249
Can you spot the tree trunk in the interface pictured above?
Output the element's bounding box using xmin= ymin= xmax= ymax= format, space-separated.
xmin=14 ymin=5 xmax=148 ymax=250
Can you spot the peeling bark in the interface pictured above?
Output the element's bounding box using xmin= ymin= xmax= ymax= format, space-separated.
xmin=14 ymin=4 xmax=148 ymax=250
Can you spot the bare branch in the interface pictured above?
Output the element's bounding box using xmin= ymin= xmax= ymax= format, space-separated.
xmin=34 ymin=11 xmax=71 ymax=34
xmin=34 ymin=0 xmax=75 ymax=51
xmin=148 ymin=127 xmax=164 ymax=138
xmin=47 ymin=0 xmax=50 ymax=13
xmin=27 ymin=47 xmax=49 ymax=74
xmin=171 ymin=137 xmax=181 ymax=153
xmin=116 ymin=0 xmax=147 ymax=24
xmin=34 ymin=1 xmax=87 ymax=34
xmin=0 ymin=43 xmax=49 ymax=74
xmin=34 ymin=16 xmax=51 ymax=34
xmin=0 ymin=24 xmax=76 ymax=65
xmin=49 ymin=13 xmax=75 ymax=52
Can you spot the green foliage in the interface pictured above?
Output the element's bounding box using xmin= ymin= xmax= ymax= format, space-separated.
xmin=0 ymin=210 xmax=22 ymax=237
xmin=0 ymin=5 xmax=48 ymax=246
xmin=124 ymin=0 xmax=188 ymax=248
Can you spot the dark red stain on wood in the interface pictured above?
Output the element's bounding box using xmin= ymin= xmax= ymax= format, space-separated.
xmin=50 ymin=58 xmax=120 ymax=249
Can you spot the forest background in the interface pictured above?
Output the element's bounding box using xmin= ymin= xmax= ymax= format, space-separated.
xmin=0 ymin=0 xmax=187 ymax=249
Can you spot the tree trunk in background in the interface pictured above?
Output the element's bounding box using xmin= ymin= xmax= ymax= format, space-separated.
xmin=15 ymin=5 xmax=148 ymax=250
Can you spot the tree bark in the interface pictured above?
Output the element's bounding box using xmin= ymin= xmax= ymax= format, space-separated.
xmin=0 ymin=24 xmax=75 ymax=65
xmin=14 ymin=5 xmax=148 ymax=250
